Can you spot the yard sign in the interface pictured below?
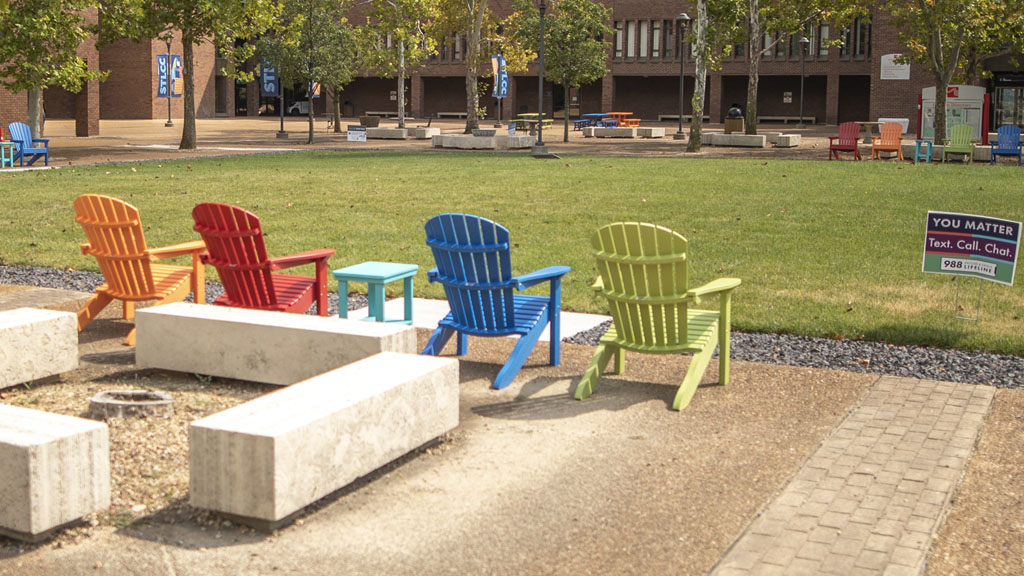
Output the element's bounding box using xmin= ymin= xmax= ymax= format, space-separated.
xmin=923 ymin=211 xmax=1020 ymax=286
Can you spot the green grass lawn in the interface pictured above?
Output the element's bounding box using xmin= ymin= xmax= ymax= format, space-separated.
xmin=1 ymin=151 xmax=1022 ymax=354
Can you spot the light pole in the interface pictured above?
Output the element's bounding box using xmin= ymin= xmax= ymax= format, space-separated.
xmin=798 ymin=36 xmax=810 ymax=128
xmin=532 ymin=0 xmax=548 ymax=155
xmin=674 ymin=13 xmax=691 ymax=140
xmin=165 ymin=35 xmax=173 ymax=127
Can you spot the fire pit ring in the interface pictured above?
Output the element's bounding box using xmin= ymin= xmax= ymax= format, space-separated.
xmin=89 ymin=390 xmax=173 ymax=419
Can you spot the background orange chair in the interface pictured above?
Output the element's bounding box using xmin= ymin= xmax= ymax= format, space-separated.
xmin=871 ymin=122 xmax=905 ymax=161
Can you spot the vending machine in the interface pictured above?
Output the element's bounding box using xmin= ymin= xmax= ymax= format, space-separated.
xmin=918 ymin=85 xmax=990 ymax=143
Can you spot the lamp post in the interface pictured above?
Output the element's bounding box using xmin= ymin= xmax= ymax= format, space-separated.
xmin=798 ymin=35 xmax=810 ymax=128
xmin=165 ymin=35 xmax=173 ymax=127
xmin=532 ymin=0 xmax=548 ymax=154
xmin=674 ymin=13 xmax=691 ymax=140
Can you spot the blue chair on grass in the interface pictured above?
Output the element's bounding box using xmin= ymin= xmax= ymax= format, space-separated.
xmin=990 ymin=125 xmax=1022 ymax=166
xmin=421 ymin=213 xmax=570 ymax=389
xmin=7 ymin=122 xmax=49 ymax=167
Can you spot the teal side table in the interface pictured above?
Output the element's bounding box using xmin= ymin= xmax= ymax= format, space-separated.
xmin=914 ymin=139 xmax=932 ymax=163
xmin=0 ymin=142 xmax=15 ymax=168
xmin=333 ymin=261 xmax=418 ymax=324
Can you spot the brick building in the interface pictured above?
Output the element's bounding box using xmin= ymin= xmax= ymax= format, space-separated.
xmin=4 ymin=3 xmax=1022 ymax=135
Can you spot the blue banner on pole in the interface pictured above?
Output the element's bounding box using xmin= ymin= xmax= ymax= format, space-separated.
xmin=260 ymin=61 xmax=279 ymax=98
xmin=491 ymin=55 xmax=508 ymax=99
xmin=156 ymin=54 xmax=169 ymax=98
xmin=170 ymin=55 xmax=183 ymax=98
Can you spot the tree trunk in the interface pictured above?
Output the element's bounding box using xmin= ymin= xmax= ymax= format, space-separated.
xmin=306 ymin=91 xmax=314 ymax=144
xmin=933 ymin=73 xmax=948 ymax=143
xmin=179 ymin=37 xmax=197 ymax=150
xmin=331 ymin=86 xmax=342 ymax=133
xmin=686 ymin=0 xmax=707 ymax=152
xmin=397 ymin=41 xmax=407 ymax=129
xmin=745 ymin=0 xmax=760 ymax=135
xmin=562 ymin=81 xmax=570 ymax=142
xmin=463 ymin=1 xmax=486 ymax=133
xmin=27 ymin=88 xmax=42 ymax=139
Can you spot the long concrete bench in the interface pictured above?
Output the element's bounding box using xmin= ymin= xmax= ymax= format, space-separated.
xmin=0 ymin=405 xmax=110 ymax=542
xmin=364 ymin=111 xmax=399 ymax=117
xmin=0 ymin=308 xmax=78 ymax=390
xmin=657 ymin=114 xmax=710 ymax=122
xmin=366 ymin=127 xmax=408 ymax=139
xmin=135 ymin=303 xmax=416 ymax=386
xmin=759 ymin=116 xmax=815 ymax=124
xmin=709 ymin=133 xmax=767 ymax=147
xmin=189 ymin=352 xmax=459 ymax=529
xmin=637 ymin=127 xmax=666 ymax=138
xmin=593 ymin=127 xmax=637 ymax=138
xmin=436 ymin=111 xmax=468 ymax=118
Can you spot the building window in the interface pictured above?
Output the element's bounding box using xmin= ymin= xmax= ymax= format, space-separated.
xmin=791 ymin=25 xmax=814 ymax=59
xmin=775 ymin=33 xmax=787 ymax=59
xmin=454 ymin=33 xmax=462 ymax=61
xmin=818 ymin=23 xmax=829 ymax=57
xmin=614 ymin=21 xmax=623 ymax=58
xmin=626 ymin=21 xmax=636 ymax=58
xmin=841 ymin=18 xmax=871 ymax=59
xmin=639 ymin=21 xmax=649 ymax=58
xmin=732 ymin=42 xmax=745 ymax=61
xmin=652 ymin=20 xmax=661 ymax=58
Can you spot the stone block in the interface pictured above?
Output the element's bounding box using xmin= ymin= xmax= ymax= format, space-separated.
xmin=0 ymin=308 xmax=78 ymax=390
xmin=413 ymin=127 xmax=439 ymax=139
xmin=637 ymin=127 xmax=666 ymax=138
xmin=776 ymin=134 xmax=801 ymax=147
xmin=0 ymin=405 xmax=110 ymax=541
xmin=762 ymin=132 xmax=783 ymax=144
xmin=432 ymin=134 xmax=496 ymax=149
xmin=710 ymin=133 xmax=766 ymax=148
xmin=582 ymin=127 xmax=597 ymax=138
xmin=189 ymin=352 xmax=459 ymax=527
xmin=594 ymin=127 xmax=637 ymax=138
xmin=366 ymin=128 xmax=408 ymax=140
xmin=135 ymin=303 xmax=416 ymax=386
xmin=494 ymin=135 xmax=535 ymax=149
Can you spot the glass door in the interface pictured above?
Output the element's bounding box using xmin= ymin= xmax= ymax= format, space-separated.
xmin=994 ymin=86 xmax=1024 ymax=127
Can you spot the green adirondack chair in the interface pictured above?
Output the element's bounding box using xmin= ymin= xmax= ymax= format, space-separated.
xmin=942 ymin=124 xmax=975 ymax=163
xmin=574 ymin=223 xmax=741 ymax=411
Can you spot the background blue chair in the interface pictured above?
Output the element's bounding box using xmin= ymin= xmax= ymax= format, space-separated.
xmin=7 ymin=122 xmax=49 ymax=167
xmin=990 ymin=125 xmax=1022 ymax=166
xmin=421 ymin=213 xmax=570 ymax=389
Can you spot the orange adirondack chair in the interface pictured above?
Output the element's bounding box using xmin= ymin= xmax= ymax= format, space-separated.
xmin=871 ymin=122 xmax=904 ymax=161
xmin=191 ymin=202 xmax=335 ymax=315
xmin=829 ymin=121 xmax=862 ymax=160
xmin=75 ymin=194 xmax=206 ymax=346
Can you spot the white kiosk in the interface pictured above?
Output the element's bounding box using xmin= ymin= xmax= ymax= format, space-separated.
xmin=918 ymin=85 xmax=990 ymax=144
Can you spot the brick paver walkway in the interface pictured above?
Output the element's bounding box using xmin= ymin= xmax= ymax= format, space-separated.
xmin=711 ymin=376 xmax=995 ymax=576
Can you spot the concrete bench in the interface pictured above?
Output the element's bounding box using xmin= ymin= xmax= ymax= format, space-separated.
xmin=0 ymin=308 xmax=78 ymax=390
xmin=0 ymin=405 xmax=110 ymax=542
xmin=709 ymin=133 xmax=767 ymax=147
xmin=135 ymin=303 xmax=416 ymax=386
xmin=189 ymin=352 xmax=459 ymax=528
xmin=775 ymin=134 xmax=801 ymax=147
xmin=366 ymin=127 xmax=408 ymax=140
xmin=657 ymin=114 xmax=710 ymax=122
xmin=759 ymin=116 xmax=815 ymax=124
xmin=593 ymin=127 xmax=637 ymax=138
xmin=637 ymin=127 xmax=666 ymax=138
xmin=364 ymin=111 xmax=398 ymax=117
xmin=436 ymin=111 xmax=468 ymax=118
xmin=413 ymin=127 xmax=440 ymax=139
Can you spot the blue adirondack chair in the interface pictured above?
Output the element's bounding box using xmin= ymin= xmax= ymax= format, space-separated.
xmin=990 ymin=125 xmax=1022 ymax=166
xmin=7 ymin=122 xmax=49 ymax=167
xmin=421 ymin=213 xmax=571 ymax=389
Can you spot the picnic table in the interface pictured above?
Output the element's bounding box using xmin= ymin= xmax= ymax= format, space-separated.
xmin=514 ymin=113 xmax=553 ymax=134
xmin=605 ymin=112 xmax=640 ymax=127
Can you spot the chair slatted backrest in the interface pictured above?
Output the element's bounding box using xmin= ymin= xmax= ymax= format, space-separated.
xmin=837 ymin=122 xmax=860 ymax=147
xmin=7 ymin=122 xmax=30 ymax=152
xmin=879 ymin=122 xmax=902 ymax=146
xmin=74 ymin=195 xmax=156 ymax=298
xmin=425 ymin=213 xmax=516 ymax=333
xmin=192 ymin=203 xmax=277 ymax=309
xmin=593 ymin=222 xmax=690 ymax=349
xmin=949 ymin=124 xmax=973 ymax=146
xmin=997 ymin=125 xmax=1021 ymax=150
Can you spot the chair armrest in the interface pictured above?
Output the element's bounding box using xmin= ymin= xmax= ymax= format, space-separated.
xmin=828 ymin=136 xmax=838 ymax=144
xmin=148 ymin=240 xmax=206 ymax=261
xmin=32 ymin=138 xmax=49 ymax=146
xmin=267 ymin=248 xmax=335 ymax=271
xmin=80 ymin=243 xmax=93 ymax=256
xmin=427 ymin=268 xmax=440 ymax=283
xmin=513 ymin=265 xmax=571 ymax=290
xmin=591 ymin=276 xmax=604 ymax=292
xmin=685 ymin=277 xmax=741 ymax=305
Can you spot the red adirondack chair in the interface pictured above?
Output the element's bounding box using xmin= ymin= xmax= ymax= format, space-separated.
xmin=829 ymin=121 xmax=862 ymax=160
xmin=192 ymin=203 xmax=335 ymax=315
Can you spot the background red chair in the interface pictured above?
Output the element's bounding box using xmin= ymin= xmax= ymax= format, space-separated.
xmin=829 ymin=121 xmax=862 ymax=160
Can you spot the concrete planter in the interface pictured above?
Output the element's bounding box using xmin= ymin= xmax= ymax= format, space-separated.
xmin=359 ymin=116 xmax=380 ymax=128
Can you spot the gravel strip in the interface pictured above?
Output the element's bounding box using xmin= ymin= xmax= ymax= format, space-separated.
xmin=3 ymin=265 xmax=1021 ymax=389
